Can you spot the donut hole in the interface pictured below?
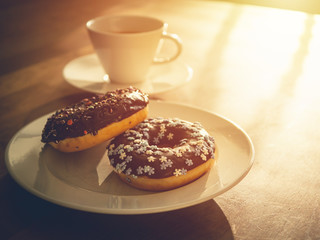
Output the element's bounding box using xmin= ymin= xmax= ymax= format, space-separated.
xmin=153 ymin=141 xmax=183 ymax=149
xmin=148 ymin=125 xmax=190 ymax=148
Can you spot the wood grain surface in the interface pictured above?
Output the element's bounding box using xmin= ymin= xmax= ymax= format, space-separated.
xmin=1 ymin=0 xmax=320 ymax=239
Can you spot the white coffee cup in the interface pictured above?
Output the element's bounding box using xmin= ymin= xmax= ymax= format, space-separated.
xmin=86 ymin=15 xmax=182 ymax=84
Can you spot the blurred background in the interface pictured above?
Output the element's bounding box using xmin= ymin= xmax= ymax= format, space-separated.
xmin=218 ymin=0 xmax=320 ymax=14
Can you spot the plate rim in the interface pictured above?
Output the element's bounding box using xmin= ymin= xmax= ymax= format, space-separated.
xmin=5 ymin=100 xmax=255 ymax=214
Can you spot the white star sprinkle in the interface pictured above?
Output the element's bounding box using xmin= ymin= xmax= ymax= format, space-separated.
xmin=167 ymin=133 xmax=174 ymax=140
xmin=173 ymin=169 xmax=182 ymax=176
xmin=119 ymin=152 xmax=126 ymax=160
xmin=159 ymin=156 xmax=167 ymax=162
xmin=146 ymin=150 xmax=153 ymax=155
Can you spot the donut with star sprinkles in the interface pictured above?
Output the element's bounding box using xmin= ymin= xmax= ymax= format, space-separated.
xmin=41 ymin=87 xmax=149 ymax=152
xmin=107 ymin=117 xmax=215 ymax=191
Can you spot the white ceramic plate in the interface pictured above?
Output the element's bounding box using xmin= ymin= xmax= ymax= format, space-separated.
xmin=63 ymin=54 xmax=193 ymax=96
xmin=5 ymin=101 xmax=254 ymax=214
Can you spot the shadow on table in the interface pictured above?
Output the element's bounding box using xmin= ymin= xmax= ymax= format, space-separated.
xmin=4 ymin=178 xmax=234 ymax=240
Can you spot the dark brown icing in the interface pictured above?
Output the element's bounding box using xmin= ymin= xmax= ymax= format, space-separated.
xmin=107 ymin=118 xmax=215 ymax=179
xmin=41 ymin=87 xmax=149 ymax=143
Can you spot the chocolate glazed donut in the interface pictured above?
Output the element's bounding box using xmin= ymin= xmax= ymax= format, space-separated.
xmin=41 ymin=87 xmax=149 ymax=152
xmin=107 ymin=117 xmax=215 ymax=191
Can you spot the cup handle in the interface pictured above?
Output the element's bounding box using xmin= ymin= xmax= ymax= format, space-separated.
xmin=153 ymin=32 xmax=182 ymax=63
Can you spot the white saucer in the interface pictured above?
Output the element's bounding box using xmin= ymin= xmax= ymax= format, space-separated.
xmin=63 ymin=54 xmax=193 ymax=96
xmin=5 ymin=101 xmax=254 ymax=214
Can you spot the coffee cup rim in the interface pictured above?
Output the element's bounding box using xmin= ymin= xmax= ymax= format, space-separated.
xmin=86 ymin=15 xmax=165 ymax=36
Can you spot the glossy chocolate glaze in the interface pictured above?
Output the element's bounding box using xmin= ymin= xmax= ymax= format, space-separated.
xmin=41 ymin=87 xmax=148 ymax=143
xmin=108 ymin=118 xmax=215 ymax=179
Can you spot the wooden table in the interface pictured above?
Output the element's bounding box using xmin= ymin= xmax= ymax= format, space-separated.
xmin=1 ymin=0 xmax=320 ymax=239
